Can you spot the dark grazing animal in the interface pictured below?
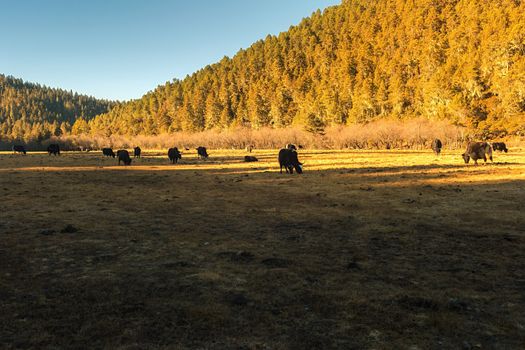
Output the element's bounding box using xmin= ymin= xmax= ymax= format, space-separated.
xmin=12 ymin=145 xmax=26 ymax=154
xmin=491 ymin=142 xmax=508 ymax=153
xmin=134 ymin=146 xmax=141 ymax=158
xmin=47 ymin=144 xmax=60 ymax=156
xmin=431 ymin=139 xmax=442 ymax=155
xmin=117 ymin=150 xmax=132 ymax=165
xmin=278 ymin=148 xmax=303 ymax=174
xmin=196 ymin=146 xmax=208 ymax=159
xmin=244 ymin=156 xmax=258 ymax=162
xmin=102 ymin=148 xmax=115 ymax=158
xmin=168 ymin=147 xmax=182 ymax=164
xmin=462 ymin=142 xmax=493 ymax=165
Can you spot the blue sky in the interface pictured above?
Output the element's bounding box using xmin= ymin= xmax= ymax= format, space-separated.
xmin=0 ymin=0 xmax=340 ymax=101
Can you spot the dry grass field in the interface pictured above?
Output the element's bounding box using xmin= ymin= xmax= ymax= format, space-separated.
xmin=1 ymin=148 xmax=524 ymax=349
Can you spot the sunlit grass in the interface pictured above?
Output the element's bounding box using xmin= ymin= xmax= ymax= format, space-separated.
xmin=1 ymin=148 xmax=523 ymax=177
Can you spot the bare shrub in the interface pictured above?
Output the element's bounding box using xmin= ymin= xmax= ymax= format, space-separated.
xmin=326 ymin=118 xmax=467 ymax=150
xmin=55 ymin=127 xmax=317 ymax=150
xmin=6 ymin=120 xmax=520 ymax=151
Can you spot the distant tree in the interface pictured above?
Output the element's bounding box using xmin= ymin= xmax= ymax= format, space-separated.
xmin=71 ymin=117 xmax=90 ymax=135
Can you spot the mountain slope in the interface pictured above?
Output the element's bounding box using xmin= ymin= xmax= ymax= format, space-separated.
xmin=86 ymin=0 xmax=525 ymax=137
xmin=0 ymin=74 xmax=115 ymax=141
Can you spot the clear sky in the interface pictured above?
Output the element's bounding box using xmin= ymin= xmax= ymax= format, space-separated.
xmin=1 ymin=0 xmax=341 ymax=101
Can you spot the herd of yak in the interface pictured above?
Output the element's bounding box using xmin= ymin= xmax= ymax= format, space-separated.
xmin=99 ymin=144 xmax=304 ymax=173
xmin=9 ymin=139 xmax=509 ymax=173
xmin=431 ymin=139 xmax=508 ymax=165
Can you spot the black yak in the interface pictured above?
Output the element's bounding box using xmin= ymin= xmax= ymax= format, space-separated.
xmin=134 ymin=146 xmax=141 ymax=158
xmin=12 ymin=145 xmax=26 ymax=154
xmin=491 ymin=142 xmax=508 ymax=153
xmin=279 ymin=148 xmax=303 ymax=174
xmin=168 ymin=147 xmax=182 ymax=164
xmin=244 ymin=156 xmax=258 ymax=162
xmin=102 ymin=148 xmax=115 ymax=158
xmin=117 ymin=150 xmax=132 ymax=165
xmin=47 ymin=144 xmax=60 ymax=156
xmin=196 ymin=146 xmax=209 ymax=159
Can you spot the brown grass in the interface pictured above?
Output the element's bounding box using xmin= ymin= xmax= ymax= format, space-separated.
xmin=1 ymin=148 xmax=524 ymax=349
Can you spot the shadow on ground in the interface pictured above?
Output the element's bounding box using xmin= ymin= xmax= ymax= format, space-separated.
xmin=0 ymin=151 xmax=524 ymax=349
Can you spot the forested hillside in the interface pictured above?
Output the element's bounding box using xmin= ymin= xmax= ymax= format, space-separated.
xmin=85 ymin=0 xmax=525 ymax=138
xmin=0 ymin=74 xmax=115 ymax=142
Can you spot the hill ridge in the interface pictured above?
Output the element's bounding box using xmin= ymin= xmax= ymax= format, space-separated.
xmin=0 ymin=74 xmax=116 ymax=141
xmin=86 ymin=0 xmax=525 ymax=137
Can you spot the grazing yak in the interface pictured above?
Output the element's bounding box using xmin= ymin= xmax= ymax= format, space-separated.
xmin=462 ymin=142 xmax=493 ymax=165
xmin=244 ymin=156 xmax=258 ymax=162
xmin=196 ymin=146 xmax=209 ymax=159
xmin=168 ymin=147 xmax=182 ymax=164
xmin=117 ymin=150 xmax=132 ymax=165
xmin=431 ymin=139 xmax=442 ymax=156
xmin=102 ymin=148 xmax=115 ymax=158
xmin=47 ymin=144 xmax=60 ymax=156
xmin=12 ymin=145 xmax=26 ymax=154
xmin=279 ymin=148 xmax=303 ymax=174
xmin=134 ymin=146 xmax=141 ymax=158
xmin=492 ymin=142 xmax=508 ymax=153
